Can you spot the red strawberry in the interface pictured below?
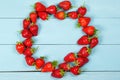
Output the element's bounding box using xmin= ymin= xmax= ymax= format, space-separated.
xmin=58 ymin=62 xmax=70 ymax=71
xmin=23 ymin=38 xmax=33 ymax=48
xmin=68 ymin=11 xmax=78 ymax=19
xmin=38 ymin=12 xmax=49 ymax=20
xmin=75 ymin=57 xmax=89 ymax=67
xmin=54 ymin=11 xmax=66 ymax=20
xmin=23 ymin=48 xmax=36 ymax=56
xmin=77 ymin=6 xmax=87 ymax=17
xmin=83 ymin=26 xmax=95 ymax=36
xmin=77 ymin=35 xmax=90 ymax=45
xmin=59 ymin=1 xmax=71 ymax=10
xmin=21 ymin=29 xmax=32 ymax=38
xmin=51 ymin=69 xmax=65 ymax=78
xmin=41 ymin=61 xmax=58 ymax=72
xmin=46 ymin=5 xmax=57 ymax=14
xmin=90 ymin=37 xmax=98 ymax=48
xmin=35 ymin=57 xmax=45 ymax=69
xmin=16 ymin=42 xmax=25 ymax=54
xmin=70 ymin=66 xmax=81 ymax=75
xmin=78 ymin=47 xmax=91 ymax=57
xmin=30 ymin=12 xmax=37 ymax=23
xmin=64 ymin=52 xmax=76 ymax=62
xmin=25 ymin=56 xmax=35 ymax=66
xmin=35 ymin=2 xmax=46 ymax=12
xmin=23 ymin=18 xmax=30 ymax=29
xmin=78 ymin=17 xmax=91 ymax=27
xmin=30 ymin=24 xmax=38 ymax=36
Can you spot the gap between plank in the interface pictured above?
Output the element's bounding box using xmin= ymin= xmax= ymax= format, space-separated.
xmin=0 ymin=71 xmax=120 ymax=73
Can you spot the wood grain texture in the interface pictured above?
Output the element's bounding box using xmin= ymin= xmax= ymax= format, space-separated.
xmin=0 ymin=72 xmax=120 ymax=80
xmin=0 ymin=0 xmax=120 ymax=18
xmin=0 ymin=45 xmax=120 ymax=71
xmin=0 ymin=18 xmax=120 ymax=44
xmin=0 ymin=0 xmax=119 ymax=80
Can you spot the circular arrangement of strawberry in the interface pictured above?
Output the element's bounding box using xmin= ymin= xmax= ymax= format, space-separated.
xmin=16 ymin=0 xmax=99 ymax=78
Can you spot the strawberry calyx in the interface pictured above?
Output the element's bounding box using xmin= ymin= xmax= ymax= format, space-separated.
xmin=16 ymin=41 xmax=22 ymax=45
xmin=60 ymin=69 xmax=65 ymax=76
xmin=87 ymin=47 xmax=92 ymax=54
xmin=30 ymin=47 xmax=39 ymax=54
xmin=52 ymin=60 xmax=58 ymax=68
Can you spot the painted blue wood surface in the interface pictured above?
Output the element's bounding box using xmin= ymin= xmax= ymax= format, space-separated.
xmin=0 ymin=0 xmax=120 ymax=80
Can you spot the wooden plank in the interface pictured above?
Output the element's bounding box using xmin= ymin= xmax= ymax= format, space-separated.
xmin=0 ymin=18 xmax=120 ymax=44
xmin=0 ymin=45 xmax=120 ymax=71
xmin=0 ymin=72 xmax=120 ymax=80
xmin=0 ymin=0 xmax=120 ymax=18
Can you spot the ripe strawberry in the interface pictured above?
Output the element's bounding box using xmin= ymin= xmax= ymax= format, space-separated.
xmin=75 ymin=57 xmax=89 ymax=67
xmin=30 ymin=24 xmax=38 ymax=36
xmin=77 ymin=35 xmax=90 ymax=45
xmin=59 ymin=1 xmax=71 ymax=10
xmin=41 ymin=61 xmax=58 ymax=72
xmin=77 ymin=6 xmax=87 ymax=17
xmin=23 ymin=38 xmax=33 ymax=48
xmin=38 ymin=12 xmax=49 ymax=20
xmin=78 ymin=17 xmax=91 ymax=27
xmin=90 ymin=37 xmax=98 ymax=48
xmin=46 ymin=5 xmax=57 ymax=14
xmin=78 ymin=47 xmax=91 ymax=57
xmin=16 ymin=42 xmax=25 ymax=54
xmin=25 ymin=56 xmax=35 ymax=66
xmin=21 ymin=29 xmax=32 ymax=38
xmin=23 ymin=18 xmax=30 ymax=29
xmin=68 ymin=11 xmax=78 ymax=19
xmin=23 ymin=48 xmax=36 ymax=56
xmin=70 ymin=66 xmax=81 ymax=75
xmin=51 ymin=69 xmax=65 ymax=78
xmin=58 ymin=62 xmax=70 ymax=71
xmin=64 ymin=52 xmax=76 ymax=62
xmin=35 ymin=57 xmax=45 ymax=69
xmin=34 ymin=2 xmax=46 ymax=12
xmin=54 ymin=11 xmax=66 ymax=20
xmin=83 ymin=26 xmax=95 ymax=36
xmin=30 ymin=12 xmax=37 ymax=23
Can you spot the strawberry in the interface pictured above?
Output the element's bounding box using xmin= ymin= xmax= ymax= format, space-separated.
xmin=41 ymin=61 xmax=58 ymax=72
xmin=77 ymin=35 xmax=90 ymax=45
xmin=35 ymin=57 xmax=45 ymax=69
xmin=75 ymin=57 xmax=89 ymax=67
xmin=21 ymin=29 xmax=32 ymax=38
xmin=78 ymin=17 xmax=91 ymax=27
xmin=23 ymin=38 xmax=33 ymax=48
xmin=67 ymin=11 xmax=78 ymax=19
xmin=58 ymin=62 xmax=70 ymax=71
xmin=59 ymin=1 xmax=71 ymax=11
xmin=35 ymin=2 xmax=46 ymax=12
xmin=77 ymin=6 xmax=87 ymax=17
xmin=23 ymin=18 xmax=30 ymax=29
xmin=23 ymin=48 xmax=36 ymax=56
xmin=38 ymin=12 xmax=49 ymax=20
xmin=51 ymin=69 xmax=65 ymax=78
xmin=16 ymin=42 xmax=25 ymax=54
xmin=30 ymin=24 xmax=38 ymax=36
xmin=30 ymin=12 xmax=37 ymax=23
xmin=64 ymin=52 xmax=76 ymax=62
xmin=46 ymin=5 xmax=57 ymax=14
xmin=90 ymin=37 xmax=98 ymax=48
xmin=83 ymin=26 xmax=95 ymax=36
xmin=25 ymin=56 xmax=35 ymax=66
xmin=70 ymin=66 xmax=81 ymax=75
xmin=54 ymin=11 xmax=66 ymax=20
xmin=78 ymin=47 xmax=91 ymax=57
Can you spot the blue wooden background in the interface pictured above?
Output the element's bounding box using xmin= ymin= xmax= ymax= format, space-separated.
xmin=0 ymin=0 xmax=120 ymax=80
